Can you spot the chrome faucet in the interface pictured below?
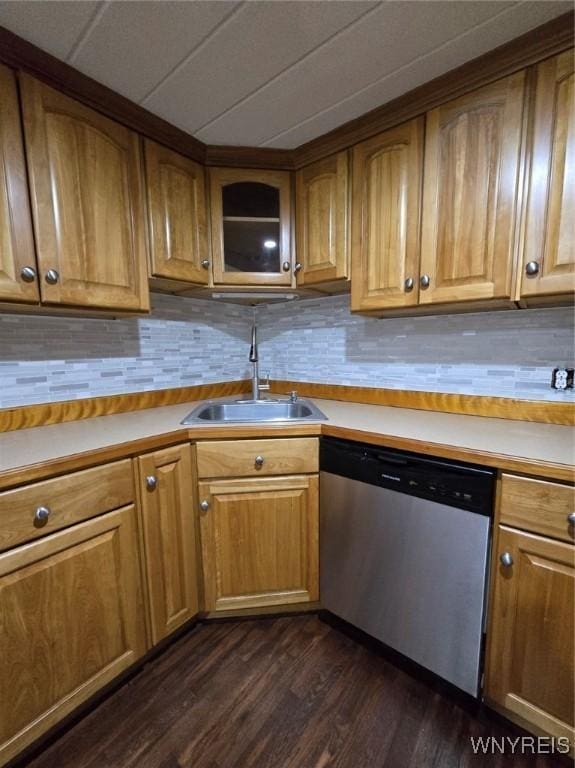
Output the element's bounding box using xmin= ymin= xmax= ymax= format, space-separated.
xmin=249 ymin=323 xmax=270 ymax=401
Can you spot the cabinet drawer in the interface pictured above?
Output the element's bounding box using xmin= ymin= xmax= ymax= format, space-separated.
xmin=196 ymin=438 xmax=318 ymax=479
xmin=0 ymin=460 xmax=134 ymax=552
xmin=500 ymin=474 xmax=575 ymax=543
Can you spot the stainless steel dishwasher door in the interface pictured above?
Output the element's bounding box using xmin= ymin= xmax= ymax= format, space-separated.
xmin=320 ymin=471 xmax=490 ymax=696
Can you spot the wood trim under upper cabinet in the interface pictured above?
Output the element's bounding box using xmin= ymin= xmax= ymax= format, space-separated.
xmin=0 ymin=24 xmax=206 ymax=164
xmin=293 ymin=13 xmax=574 ymax=169
xmin=144 ymin=140 xmax=209 ymax=285
xmin=270 ymin=380 xmax=575 ymax=426
xmin=0 ymin=64 xmax=39 ymax=304
xmin=0 ymin=380 xmax=251 ymax=433
xmin=295 ymin=151 xmax=350 ymax=286
xmin=351 ymin=118 xmax=424 ymax=311
xmin=419 ymin=72 xmax=526 ymax=305
xmin=20 ymin=74 xmax=150 ymax=312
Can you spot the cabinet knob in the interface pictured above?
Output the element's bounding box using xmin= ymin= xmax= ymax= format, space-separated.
xmin=500 ymin=552 xmax=513 ymax=568
xmin=34 ymin=506 xmax=51 ymax=527
xmin=200 ymin=500 xmax=210 ymax=512
xmin=568 ymin=512 xmax=575 ymax=526
xmin=525 ymin=261 xmax=539 ymax=276
xmin=294 ymin=262 xmax=303 ymax=273
xmin=255 ymin=455 xmax=265 ymax=468
xmin=404 ymin=277 xmax=414 ymax=292
xmin=420 ymin=274 xmax=430 ymax=289
xmin=45 ymin=269 xmax=60 ymax=285
xmin=20 ymin=266 xmax=37 ymax=283
xmin=201 ymin=259 xmax=210 ymax=269
xmin=282 ymin=261 xmax=291 ymax=272
xmin=146 ymin=475 xmax=158 ymax=491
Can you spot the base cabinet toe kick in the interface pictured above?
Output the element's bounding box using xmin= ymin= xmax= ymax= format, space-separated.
xmin=0 ymin=435 xmax=572 ymax=764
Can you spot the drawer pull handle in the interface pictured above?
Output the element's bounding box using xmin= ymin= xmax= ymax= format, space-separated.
xmin=568 ymin=513 xmax=575 ymax=526
xmin=34 ymin=506 xmax=51 ymax=527
xmin=200 ymin=500 xmax=210 ymax=512
xmin=500 ymin=552 xmax=513 ymax=568
xmin=255 ymin=455 xmax=265 ymax=468
xmin=146 ymin=475 xmax=158 ymax=491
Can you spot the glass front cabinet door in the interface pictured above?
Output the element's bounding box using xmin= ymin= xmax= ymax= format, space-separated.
xmin=209 ymin=168 xmax=293 ymax=286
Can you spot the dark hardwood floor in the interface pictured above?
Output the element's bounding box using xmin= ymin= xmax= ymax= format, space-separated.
xmin=21 ymin=616 xmax=568 ymax=768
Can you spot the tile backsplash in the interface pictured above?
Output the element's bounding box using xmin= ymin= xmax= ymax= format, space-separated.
xmin=257 ymin=295 xmax=574 ymax=402
xmin=0 ymin=293 xmax=573 ymax=408
xmin=0 ymin=294 xmax=251 ymax=408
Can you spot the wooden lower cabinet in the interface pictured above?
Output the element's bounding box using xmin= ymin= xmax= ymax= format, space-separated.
xmin=137 ymin=445 xmax=199 ymax=644
xmin=198 ymin=474 xmax=319 ymax=612
xmin=0 ymin=506 xmax=147 ymax=766
xmin=485 ymin=525 xmax=575 ymax=743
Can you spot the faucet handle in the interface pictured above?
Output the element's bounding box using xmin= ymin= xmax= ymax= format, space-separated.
xmin=259 ymin=373 xmax=271 ymax=391
xmin=289 ymin=390 xmax=298 ymax=402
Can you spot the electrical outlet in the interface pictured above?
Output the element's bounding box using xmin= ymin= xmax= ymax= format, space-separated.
xmin=551 ymin=367 xmax=574 ymax=390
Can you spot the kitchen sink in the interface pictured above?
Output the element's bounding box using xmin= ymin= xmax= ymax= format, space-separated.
xmin=181 ymin=398 xmax=327 ymax=424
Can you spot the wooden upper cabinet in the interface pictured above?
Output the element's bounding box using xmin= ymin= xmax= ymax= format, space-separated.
xmin=20 ymin=74 xmax=149 ymax=312
xmin=209 ymin=167 xmax=292 ymax=286
xmin=520 ymin=51 xmax=575 ymax=298
xmin=295 ymin=151 xmax=349 ymax=286
xmin=420 ymin=73 xmax=526 ymax=305
xmin=485 ymin=526 xmax=574 ymax=742
xmin=0 ymin=65 xmax=38 ymax=304
xmin=137 ymin=444 xmax=198 ymax=645
xmin=144 ymin=140 xmax=209 ymax=285
xmin=351 ymin=118 xmax=424 ymax=311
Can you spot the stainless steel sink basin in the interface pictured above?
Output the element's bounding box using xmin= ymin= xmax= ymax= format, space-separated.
xmin=181 ymin=398 xmax=327 ymax=424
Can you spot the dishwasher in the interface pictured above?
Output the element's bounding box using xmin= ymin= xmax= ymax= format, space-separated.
xmin=320 ymin=436 xmax=496 ymax=697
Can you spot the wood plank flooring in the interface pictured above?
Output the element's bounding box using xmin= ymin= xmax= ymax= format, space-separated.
xmin=20 ymin=616 xmax=568 ymax=768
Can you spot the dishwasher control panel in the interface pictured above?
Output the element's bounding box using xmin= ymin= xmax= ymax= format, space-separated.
xmin=320 ymin=437 xmax=496 ymax=515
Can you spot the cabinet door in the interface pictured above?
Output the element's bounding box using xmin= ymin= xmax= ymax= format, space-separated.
xmin=198 ymin=475 xmax=319 ymax=612
xmin=0 ymin=506 xmax=147 ymax=766
xmin=210 ymin=167 xmax=293 ymax=286
xmin=20 ymin=74 xmax=150 ymax=311
xmin=144 ymin=140 xmax=209 ymax=285
xmin=420 ymin=73 xmax=525 ymax=304
xmin=351 ymin=118 xmax=423 ymax=311
xmin=137 ymin=445 xmax=198 ymax=644
xmin=520 ymin=51 xmax=575 ymax=298
xmin=485 ymin=526 xmax=574 ymax=742
xmin=0 ymin=65 xmax=38 ymax=303
xmin=295 ymin=151 xmax=349 ymax=286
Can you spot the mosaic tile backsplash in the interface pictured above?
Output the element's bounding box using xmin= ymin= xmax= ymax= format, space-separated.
xmin=257 ymin=295 xmax=574 ymax=402
xmin=0 ymin=294 xmax=251 ymax=408
xmin=0 ymin=292 xmax=573 ymax=408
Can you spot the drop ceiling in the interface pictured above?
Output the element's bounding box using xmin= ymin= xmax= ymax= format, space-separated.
xmin=0 ymin=0 xmax=571 ymax=149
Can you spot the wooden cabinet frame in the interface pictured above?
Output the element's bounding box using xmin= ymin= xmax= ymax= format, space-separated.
xmin=209 ymin=167 xmax=293 ymax=287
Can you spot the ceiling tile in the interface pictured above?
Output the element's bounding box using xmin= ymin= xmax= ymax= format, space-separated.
xmin=0 ymin=0 xmax=101 ymax=60
xmin=265 ymin=0 xmax=572 ymax=149
xmin=70 ymin=0 xmax=239 ymax=102
xmin=197 ymin=0 xmax=519 ymax=146
xmin=143 ymin=0 xmax=377 ymax=134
